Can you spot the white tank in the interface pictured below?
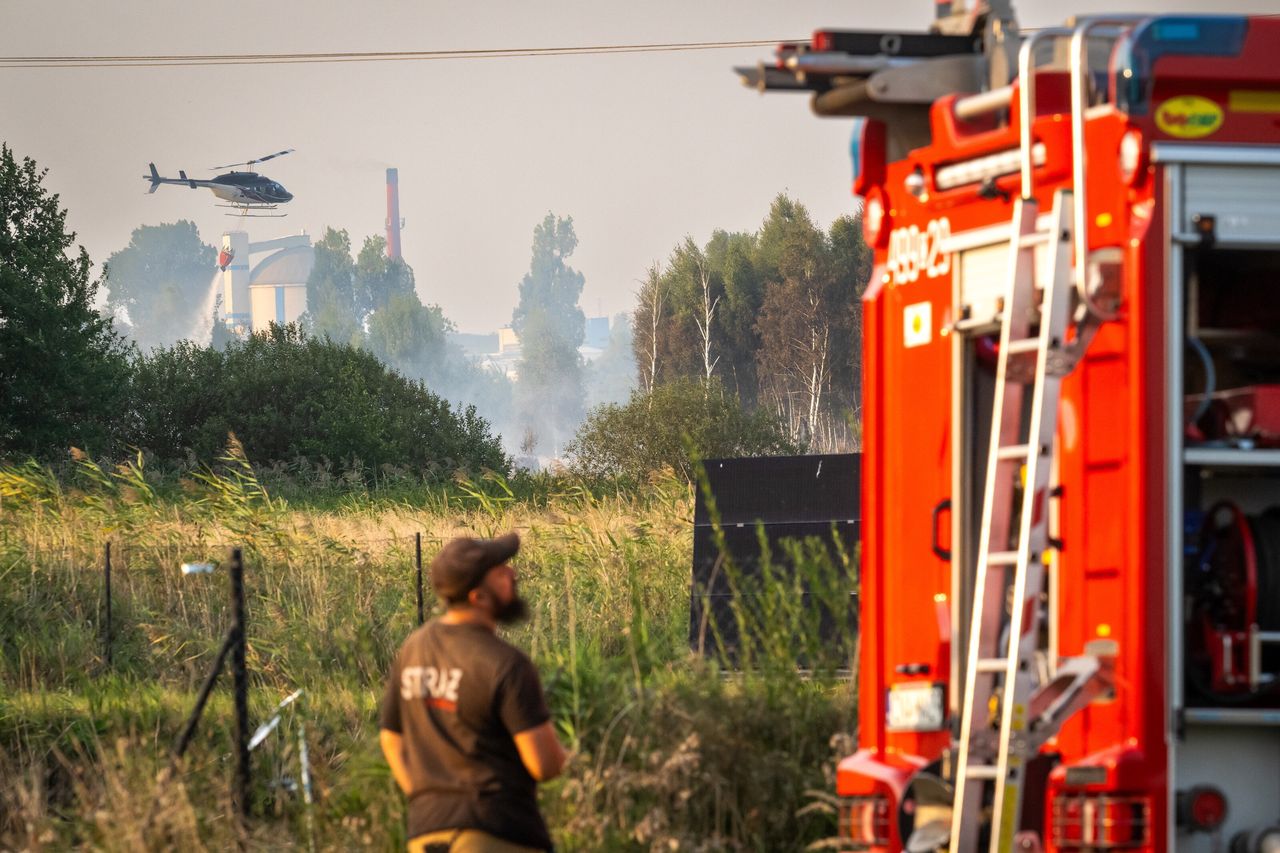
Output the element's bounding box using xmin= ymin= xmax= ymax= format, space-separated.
xmin=248 ymin=245 xmax=313 ymax=333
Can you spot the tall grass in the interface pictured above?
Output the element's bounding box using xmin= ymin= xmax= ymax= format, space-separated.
xmin=0 ymin=450 xmax=857 ymax=851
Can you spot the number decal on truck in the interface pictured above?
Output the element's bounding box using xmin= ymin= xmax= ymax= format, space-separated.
xmin=887 ymin=217 xmax=951 ymax=285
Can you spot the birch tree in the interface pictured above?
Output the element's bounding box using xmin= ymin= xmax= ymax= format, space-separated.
xmin=687 ymin=239 xmax=721 ymax=384
xmin=632 ymin=262 xmax=666 ymax=393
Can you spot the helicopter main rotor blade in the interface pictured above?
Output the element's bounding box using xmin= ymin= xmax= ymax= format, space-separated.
xmin=210 ymin=148 xmax=295 ymax=170
xmin=250 ymin=148 xmax=295 ymax=165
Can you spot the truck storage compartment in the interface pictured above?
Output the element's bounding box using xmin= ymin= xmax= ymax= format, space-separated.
xmin=1182 ymin=245 xmax=1280 ymax=710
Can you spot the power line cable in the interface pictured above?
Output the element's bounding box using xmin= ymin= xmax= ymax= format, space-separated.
xmin=8 ymin=15 xmax=1280 ymax=69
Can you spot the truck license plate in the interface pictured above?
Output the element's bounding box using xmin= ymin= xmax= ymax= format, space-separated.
xmin=886 ymin=682 xmax=945 ymax=732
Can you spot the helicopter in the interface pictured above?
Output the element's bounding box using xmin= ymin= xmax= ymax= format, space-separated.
xmin=145 ymin=149 xmax=295 ymax=216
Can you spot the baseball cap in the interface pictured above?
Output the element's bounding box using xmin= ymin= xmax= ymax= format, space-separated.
xmin=430 ymin=532 xmax=520 ymax=603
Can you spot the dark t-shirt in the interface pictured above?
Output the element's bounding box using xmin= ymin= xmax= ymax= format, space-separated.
xmin=380 ymin=620 xmax=553 ymax=850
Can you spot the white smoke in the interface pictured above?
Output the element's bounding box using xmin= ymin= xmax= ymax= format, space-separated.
xmin=180 ymin=271 xmax=222 ymax=346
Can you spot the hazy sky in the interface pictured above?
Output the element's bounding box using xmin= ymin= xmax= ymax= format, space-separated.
xmin=4 ymin=1 xmax=1276 ymax=333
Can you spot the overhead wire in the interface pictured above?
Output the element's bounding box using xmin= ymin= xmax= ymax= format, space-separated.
xmin=0 ymin=39 xmax=796 ymax=70
xmin=10 ymin=12 xmax=1280 ymax=70
xmin=11 ymin=13 xmax=1280 ymax=69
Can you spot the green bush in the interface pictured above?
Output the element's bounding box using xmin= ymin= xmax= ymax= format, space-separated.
xmin=566 ymin=378 xmax=797 ymax=482
xmin=128 ymin=323 xmax=508 ymax=477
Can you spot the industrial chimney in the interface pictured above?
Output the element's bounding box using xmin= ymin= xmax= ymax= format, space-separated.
xmin=385 ymin=167 xmax=402 ymax=259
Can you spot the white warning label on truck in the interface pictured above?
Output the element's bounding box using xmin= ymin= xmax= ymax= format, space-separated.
xmin=904 ymin=301 xmax=932 ymax=348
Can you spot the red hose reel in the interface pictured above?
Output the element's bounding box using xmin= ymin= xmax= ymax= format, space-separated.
xmin=1189 ymin=502 xmax=1279 ymax=697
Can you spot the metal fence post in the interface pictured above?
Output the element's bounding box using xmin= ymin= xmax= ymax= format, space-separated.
xmin=171 ymin=626 xmax=237 ymax=760
xmin=415 ymin=532 xmax=424 ymax=626
xmin=229 ymin=547 xmax=250 ymax=832
xmin=103 ymin=542 xmax=112 ymax=667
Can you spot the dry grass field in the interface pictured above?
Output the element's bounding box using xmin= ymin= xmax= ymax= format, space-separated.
xmin=0 ymin=449 xmax=857 ymax=851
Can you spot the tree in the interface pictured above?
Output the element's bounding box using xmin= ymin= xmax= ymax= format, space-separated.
xmin=706 ymin=230 xmax=763 ymax=405
xmin=303 ymin=227 xmax=360 ymax=344
xmin=365 ymin=291 xmax=450 ymax=382
xmin=646 ymin=238 xmax=723 ymax=387
xmin=0 ymin=144 xmax=133 ymax=460
xmin=511 ymin=213 xmax=586 ymax=455
xmin=635 ymin=231 xmax=759 ymax=397
xmin=626 ymin=193 xmax=869 ymax=453
xmin=632 ymin=262 xmax=666 ymax=393
xmin=130 ymin=323 xmax=508 ymax=476
xmin=566 ymin=378 xmax=796 ymax=482
xmin=103 ymin=221 xmax=216 ymax=350
xmin=828 ymin=212 xmax=874 ymax=409
xmin=354 ymin=235 xmax=415 ymax=320
xmin=673 ymin=237 xmax=721 ymax=385
xmin=754 ymin=196 xmax=850 ymax=450
xmin=754 ymin=194 xmax=819 ymax=281
xmin=756 ymin=267 xmax=839 ymax=448
xmin=753 ymin=203 xmax=869 ymax=452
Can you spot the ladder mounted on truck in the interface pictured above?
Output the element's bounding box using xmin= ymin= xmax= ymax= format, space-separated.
xmin=947 ymin=187 xmax=1116 ymax=853
xmin=946 ymin=21 xmax=1135 ymax=853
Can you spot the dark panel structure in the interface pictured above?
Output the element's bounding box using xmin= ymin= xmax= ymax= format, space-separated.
xmin=690 ymin=454 xmax=860 ymax=660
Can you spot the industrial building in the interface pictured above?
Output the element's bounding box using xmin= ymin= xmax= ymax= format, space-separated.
xmin=216 ymin=230 xmax=314 ymax=335
xmin=216 ymin=167 xmax=404 ymax=336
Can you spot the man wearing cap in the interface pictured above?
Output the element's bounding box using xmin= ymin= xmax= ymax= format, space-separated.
xmin=380 ymin=532 xmax=566 ymax=853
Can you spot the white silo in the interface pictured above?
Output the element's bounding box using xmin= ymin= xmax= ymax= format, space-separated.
xmin=218 ymin=231 xmax=314 ymax=335
xmin=247 ymin=235 xmax=313 ymax=333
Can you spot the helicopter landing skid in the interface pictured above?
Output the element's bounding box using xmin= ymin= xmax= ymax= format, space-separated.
xmin=217 ymin=203 xmax=286 ymax=218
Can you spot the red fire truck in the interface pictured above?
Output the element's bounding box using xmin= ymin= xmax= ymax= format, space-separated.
xmin=743 ymin=3 xmax=1280 ymax=850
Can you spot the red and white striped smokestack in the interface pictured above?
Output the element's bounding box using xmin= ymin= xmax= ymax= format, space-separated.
xmin=385 ymin=167 xmax=402 ymax=259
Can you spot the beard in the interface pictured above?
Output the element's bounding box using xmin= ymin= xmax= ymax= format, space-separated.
xmin=494 ymin=594 xmax=529 ymax=625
